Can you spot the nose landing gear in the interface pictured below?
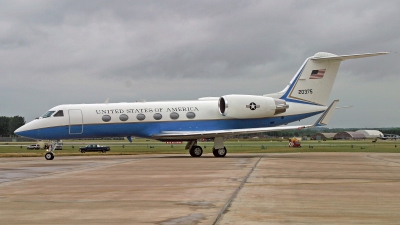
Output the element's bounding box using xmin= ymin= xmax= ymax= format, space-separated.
xmin=45 ymin=152 xmax=54 ymax=160
xmin=44 ymin=140 xmax=61 ymax=160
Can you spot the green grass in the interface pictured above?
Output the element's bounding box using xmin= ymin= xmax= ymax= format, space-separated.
xmin=0 ymin=139 xmax=399 ymax=157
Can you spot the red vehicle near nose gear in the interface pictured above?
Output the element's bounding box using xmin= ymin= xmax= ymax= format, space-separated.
xmin=288 ymin=138 xmax=301 ymax=147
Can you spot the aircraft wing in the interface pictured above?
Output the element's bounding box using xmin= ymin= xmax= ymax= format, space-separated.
xmin=153 ymin=125 xmax=310 ymax=140
xmin=153 ymin=100 xmax=338 ymax=140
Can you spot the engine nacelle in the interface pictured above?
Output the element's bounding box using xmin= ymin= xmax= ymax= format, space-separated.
xmin=218 ymin=95 xmax=288 ymax=119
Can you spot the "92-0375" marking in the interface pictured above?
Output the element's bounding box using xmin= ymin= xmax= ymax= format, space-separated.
xmin=298 ymin=89 xmax=313 ymax=94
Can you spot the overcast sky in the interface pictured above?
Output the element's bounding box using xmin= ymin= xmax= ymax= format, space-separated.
xmin=1 ymin=0 xmax=399 ymax=128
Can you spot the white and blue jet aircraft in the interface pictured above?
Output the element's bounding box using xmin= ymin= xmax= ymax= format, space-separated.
xmin=15 ymin=52 xmax=389 ymax=160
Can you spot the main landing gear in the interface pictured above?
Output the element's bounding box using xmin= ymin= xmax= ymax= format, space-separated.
xmin=186 ymin=137 xmax=227 ymax=157
xmin=190 ymin=145 xmax=203 ymax=157
xmin=212 ymin=137 xmax=227 ymax=157
xmin=212 ymin=147 xmax=227 ymax=157
xmin=186 ymin=140 xmax=203 ymax=157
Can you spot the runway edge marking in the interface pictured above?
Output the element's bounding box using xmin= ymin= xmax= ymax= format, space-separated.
xmin=213 ymin=156 xmax=263 ymax=225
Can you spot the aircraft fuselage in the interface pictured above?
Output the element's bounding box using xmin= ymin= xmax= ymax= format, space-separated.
xmin=17 ymin=99 xmax=325 ymax=141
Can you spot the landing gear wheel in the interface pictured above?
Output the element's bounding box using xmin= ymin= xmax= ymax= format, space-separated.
xmin=212 ymin=147 xmax=227 ymax=157
xmin=81 ymin=150 xmax=85 ymax=153
xmin=190 ymin=146 xmax=203 ymax=157
xmin=45 ymin=152 xmax=54 ymax=160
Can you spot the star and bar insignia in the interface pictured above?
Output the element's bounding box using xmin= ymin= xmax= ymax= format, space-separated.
xmin=246 ymin=102 xmax=260 ymax=110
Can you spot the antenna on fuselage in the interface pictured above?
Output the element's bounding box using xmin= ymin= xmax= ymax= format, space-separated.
xmin=105 ymin=98 xmax=109 ymax=104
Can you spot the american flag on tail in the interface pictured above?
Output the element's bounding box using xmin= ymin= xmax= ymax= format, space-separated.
xmin=309 ymin=69 xmax=326 ymax=79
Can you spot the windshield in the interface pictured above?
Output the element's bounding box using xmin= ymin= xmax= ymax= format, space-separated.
xmin=42 ymin=111 xmax=55 ymax=118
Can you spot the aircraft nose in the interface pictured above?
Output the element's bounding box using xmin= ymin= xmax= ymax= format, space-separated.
xmin=14 ymin=125 xmax=25 ymax=135
xmin=14 ymin=122 xmax=39 ymax=139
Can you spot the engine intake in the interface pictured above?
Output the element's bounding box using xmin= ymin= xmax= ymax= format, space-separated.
xmin=218 ymin=95 xmax=288 ymax=119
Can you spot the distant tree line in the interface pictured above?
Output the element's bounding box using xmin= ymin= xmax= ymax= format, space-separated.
xmin=0 ymin=116 xmax=25 ymax=136
xmin=380 ymin=128 xmax=400 ymax=135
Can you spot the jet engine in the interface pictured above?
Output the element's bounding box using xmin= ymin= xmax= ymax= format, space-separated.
xmin=218 ymin=95 xmax=288 ymax=119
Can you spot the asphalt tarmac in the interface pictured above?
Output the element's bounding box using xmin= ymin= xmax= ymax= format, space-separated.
xmin=1 ymin=153 xmax=400 ymax=224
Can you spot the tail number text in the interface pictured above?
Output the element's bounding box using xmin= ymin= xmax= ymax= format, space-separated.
xmin=298 ymin=89 xmax=313 ymax=94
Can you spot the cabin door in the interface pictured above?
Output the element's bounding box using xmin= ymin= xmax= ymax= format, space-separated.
xmin=69 ymin=109 xmax=83 ymax=134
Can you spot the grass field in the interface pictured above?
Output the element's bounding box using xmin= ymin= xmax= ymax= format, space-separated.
xmin=0 ymin=139 xmax=399 ymax=157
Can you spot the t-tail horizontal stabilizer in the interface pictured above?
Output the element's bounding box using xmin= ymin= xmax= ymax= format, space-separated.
xmin=311 ymin=52 xmax=389 ymax=61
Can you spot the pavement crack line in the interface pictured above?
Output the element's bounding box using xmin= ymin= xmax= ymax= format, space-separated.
xmin=213 ymin=156 xmax=263 ymax=225
xmin=366 ymin=154 xmax=400 ymax=166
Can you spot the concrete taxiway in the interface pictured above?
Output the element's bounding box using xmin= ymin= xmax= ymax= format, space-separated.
xmin=1 ymin=153 xmax=400 ymax=224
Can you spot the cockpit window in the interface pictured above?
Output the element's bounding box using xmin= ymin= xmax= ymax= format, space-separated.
xmin=42 ymin=111 xmax=55 ymax=118
xmin=53 ymin=110 xmax=64 ymax=117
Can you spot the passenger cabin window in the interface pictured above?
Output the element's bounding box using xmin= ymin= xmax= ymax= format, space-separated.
xmin=119 ymin=114 xmax=128 ymax=121
xmin=170 ymin=112 xmax=179 ymax=120
xmin=153 ymin=113 xmax=162 ymax=120
xmin=42 ymin=111 xmax=55 ymax=118
xmin=102 ymin=115 xmax=111 ymax=122
xmin=54 ymin=110 xmax=64 ymax=117
xmin=186 ymin=112 xmax=196 ymax=119
xmin=137 ymin=114 xmax=145 ymax=121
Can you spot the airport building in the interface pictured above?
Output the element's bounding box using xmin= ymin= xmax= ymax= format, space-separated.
xmin=356 ymin=130 xmax=384 ymax=138
xmin=311 ymin=133 xmax=336 ymax=140
xmin=310 ymin=130 xmax=384 ymax=140
xmin=334 ymin=131 xmax=366 ymax=140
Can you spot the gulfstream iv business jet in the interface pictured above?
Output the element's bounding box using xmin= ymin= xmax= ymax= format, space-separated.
xmin=15 ymin=52 xmax=388 ymax=160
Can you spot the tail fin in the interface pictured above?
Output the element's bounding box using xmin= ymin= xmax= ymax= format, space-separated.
xmin=276 ymin=52 xmax=389 ymax=106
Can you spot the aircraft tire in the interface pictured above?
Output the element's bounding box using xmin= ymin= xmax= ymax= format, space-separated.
xmin=190 ymin=146 xmax=203 ymax=157
xmin=212 ymin=147 xmax=227 ymax=157
xmin=45 ymin=152 xmax=54 ymax=160
xmin=81 ymin=150 xmax=85 ymax=153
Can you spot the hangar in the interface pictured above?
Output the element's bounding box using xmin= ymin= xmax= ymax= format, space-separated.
xmin=311 ymin=133 xmax=336 ymax=140
xmin=356 ymin=130 xmax=384 ymax=138
xmin=334 ymin=131 xmax=366 ymax=140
